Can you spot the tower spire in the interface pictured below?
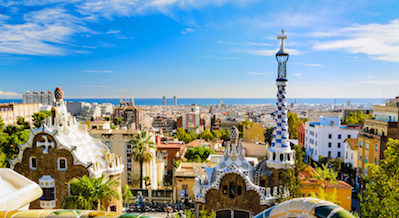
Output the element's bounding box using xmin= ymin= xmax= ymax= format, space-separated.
xmin=267 ymin=29 xmax=294 ymax=169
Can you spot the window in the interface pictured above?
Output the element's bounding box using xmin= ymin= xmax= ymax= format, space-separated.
xmin=375 ymin=144 xmax=378 ymax=151
xmin=328 ymin=142 xmax=332 ymax=147
xmin=348 ymin=135 xmax=351 ymax=139
xmin=222 ymin=185 xmax=228 ymax=195
xmin=338 ymin=134 xmax=341 ymax=139
xmin=30 ymin=156 xmax=37 ymax=170
xmin=359 ymin=167 xmax=362 ymax=174
xmin=229 ymin=182 xmax=236 ymax=199
xmin=346 ymin=151 xmax=348 ymax=159
xmin=365 ymin=156 xmax=368 ymax=163
xmin=57 ymin=158 xmax=67 ymax=171
xmin=365 ymin=143 xmax=369 ymax=150
xmin=315 ymin=150 xmax=317 ymax=155
xmin=105 ymin=141 xmax=112 ymax=150
xmin=41 ymin=188 xmax=55 ymax=201
xmin=359 ymin=154 xmax=362 ymax=161
xmin=375 ymin=158 xmax=378 ymax=164
xmin=328 ymin=151 xmax=331 ymax=157
xmin=315 ymin=141 xmax=317 ymax=146
xmin=351 ymin=153 xmax=353 ymax=159
xmin=359 ymin=140 xmax=363 ymax=147
xmin=182 ymin=185 xmax=188 ymax=197
xmin=328 ymin=134 xmax=332 ymax=139
xmin=338 ymin=143 xmax=341 ymax=148
xmin=337 ymin=152 xmax=341 ymax=158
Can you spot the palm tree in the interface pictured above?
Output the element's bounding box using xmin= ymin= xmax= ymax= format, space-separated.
xmin=62 ymin=175 xmax=120 ymax=210
xmin=128 ymin=130 xmax=156 ymax=189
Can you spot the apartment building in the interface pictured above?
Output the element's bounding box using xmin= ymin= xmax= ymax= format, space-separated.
xmin=0 ymin=103 xmax=40 ymax=126
xmin=304 ymin=116 xmax=361 ymax=163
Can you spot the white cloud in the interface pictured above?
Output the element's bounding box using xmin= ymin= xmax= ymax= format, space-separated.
xmin=247 ymin=42 xmax=272 ymax=46
xmin=0 ymin=8 xmax=88 ymax=56
xmin=314 ymin=19 xmax=399 ymax=62
xmin=294 ymin=73 xmax=302 ymax=76
xmin=105 ymin=29 xmax=121 ymax=34
xmin=365 ymin=75 xmax=374 ymax=79
xmin=180 ymin=28 xmax=194 ymax=34
xmin=0 ymin=90 xmax=20 ymax=96
xmin=301 ymin=63 xmax=323 ymax=67
xmin=247 ymin=72 xmax=270 ymax=75
xmin=84 ymin=70 xmax=113 ymax=73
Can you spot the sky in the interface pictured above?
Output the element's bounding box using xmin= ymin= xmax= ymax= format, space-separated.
xmin=0 ymin=0 xmax=399 ymax=99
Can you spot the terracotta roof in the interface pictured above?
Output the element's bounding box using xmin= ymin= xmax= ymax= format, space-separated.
xmin=327 ymin=181 xmax=353 ymax=189
xmin=90 ymin=121 xmax=110 ymax=124
xmin=186 ymin=139 xmax=204 ymax=148
xmin=156 ymin=142 xmax=184 ymax=149
xmin=89 ymin=129 xmax=139 ymax=134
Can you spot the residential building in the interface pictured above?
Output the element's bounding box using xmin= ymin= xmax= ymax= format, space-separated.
xmin=307 ymin=110 xmax=343 ymax=123
xmin=163 ymin=96 xmax=166 ymax=106
xmin=299 ymin=166 xmax=353 ymax=211
xmin=89 ymin=126 xmax=160 ymax=189
xmin=152 ymin=115 xmax=176 ymax=135
xmin=243 ymin=123 xmax=264 ymax=143
xmin=304 ymin=116 xmax=361 ymax=163
xmin=0 ymin=103 xmax=40 ymax=126
xmin=114 ymin=106 xmax=144 ymax=130
xmin=23 ymin=91 xmax=54 ymax=105
xmin=156 ymin=140 xmax=186 ymax=171
xmin=173 ymin=96 xmax=177 ymax=106
xmin=356 ymin=97 xmax=399 ymax=178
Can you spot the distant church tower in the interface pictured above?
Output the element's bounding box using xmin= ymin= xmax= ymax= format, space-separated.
xmin=267 ymin=29 xmax=295 ymax=169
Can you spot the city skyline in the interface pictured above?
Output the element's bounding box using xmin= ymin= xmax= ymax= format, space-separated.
xmin=1 ymin=0 xmax=399 ymax=99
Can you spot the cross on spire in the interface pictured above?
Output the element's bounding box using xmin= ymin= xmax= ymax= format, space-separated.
xmin=277 ymin=29 xmax=288 ymax=50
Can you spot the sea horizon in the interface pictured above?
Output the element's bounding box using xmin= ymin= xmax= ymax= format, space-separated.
xmin=0 ymin=97 xmax=386 ymax=106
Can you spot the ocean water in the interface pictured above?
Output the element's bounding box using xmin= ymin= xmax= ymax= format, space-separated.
xmin=0 ymin=98 xmax=386 ymax=106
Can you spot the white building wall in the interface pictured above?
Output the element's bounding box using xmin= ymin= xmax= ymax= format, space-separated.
xmin=305 ymin=122 xmax=360 ymax=162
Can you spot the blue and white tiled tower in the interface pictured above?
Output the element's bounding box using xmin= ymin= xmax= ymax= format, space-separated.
xmin=267 ymin=29 xmax=295 ymax=169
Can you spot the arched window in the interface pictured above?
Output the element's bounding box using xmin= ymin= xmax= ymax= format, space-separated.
xmin=229 ymin=182 xmax=236 ymax=199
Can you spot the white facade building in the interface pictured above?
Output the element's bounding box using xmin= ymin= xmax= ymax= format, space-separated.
xmin=23 ymin=91 xmax=54 ymax=106
xmin=304 ymin=116 xmax=360 ymax=162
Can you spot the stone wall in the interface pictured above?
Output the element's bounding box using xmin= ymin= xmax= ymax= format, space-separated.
xmin=14 ymin=133 xmax=89 ymax=209
xmin=198 ymin=173 xmax=268 ymax=216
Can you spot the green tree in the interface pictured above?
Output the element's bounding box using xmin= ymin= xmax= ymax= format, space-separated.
xmin=0 ymin=150 xmax=7 ymax=168
xmin=264 ymin=127 xmax=274 ymax=146
xmin=345 ymin=111 xmax=372 ymax=125
xmin=0 ymin=126 xmax=30 ymax=160
xmin=360 ymin=139 xmax=399 ymax=217
xmin=128 ymin=130 xmax=156 ymax=189
xmin=32 ymin=111 xmax=51 ymax=128
xmin=0 ymin=116 xmax=4 ymax=132
xmin=175 ymin=127 xmax=198 ymax=143
xmin=199 ymin=129 xmax=215 ymax=141
xmin=184 ymin=147 xmax=216 ymax=162
xmin=122 ymin=184 xmax=133 ymax=206
xmin=288 ymin=112 xmax=301 ymax=139
xmin=113 ymin=117 xmax=123 ymax=126
xmin=62 ymin=175 xmax=120 ymax=210
xmin=17 ymin=116 xmax=30 ymax=130
xmin=310 ymin=164 xmax=340 ymax=205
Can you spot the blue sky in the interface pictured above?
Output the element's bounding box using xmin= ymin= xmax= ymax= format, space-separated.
xmin=1 ymin=0 xmax=399 ymax=99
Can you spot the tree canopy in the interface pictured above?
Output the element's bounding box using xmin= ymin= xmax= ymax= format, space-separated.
xmin=310 ymin=164 xmax=340 ymax=205
xmin=360 ymin=139 xmax=399 ymax=217
xmin=344 ymin=111 xmax=372 ymax=125
xmin=288 ymin=112 xmax=307 ymax=139
xmin=128 ymin=130 xmax=156 ymax=189
xmin=0 ymin=116 xmax=30 ymax=162
xmin=62 ymin=175 xmax=120 ymax=210
xmin=184 ymin=146 xmax=216 ymax=162
xmin=32 ymin=111 xmax=51 ymax=128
